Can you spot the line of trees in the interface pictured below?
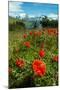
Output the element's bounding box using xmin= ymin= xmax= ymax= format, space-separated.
xmin=40 ymin=16 xmax=58 ymax=28
xmin=9 ymin=15 xmax=58 ymax=31
xmin=24 ymin=16 xmax=58 ymax=29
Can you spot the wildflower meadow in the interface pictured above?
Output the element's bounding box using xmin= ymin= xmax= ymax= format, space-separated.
xmin=9 ymin=28 xmax=58 ymax=88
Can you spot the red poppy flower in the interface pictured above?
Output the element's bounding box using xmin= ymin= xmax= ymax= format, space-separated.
xmin=47 ymin=29 xmax=56 ymax=35
xmin=23 ymin=34 xmax=27 ymax=38
xmin=32 ymin=59 xmax=46 ymax=76
xmin=39 ymin=49 xmax=45 ymax=58
xmin=34 ymin=31 xmax=38 ymax=36
xmin=23 ymin=41 xmax=30 ymax=48
xmin=33 ymin=31 xmax=42 ymax=37
xmin=37 ymin=31 xmax=42 ymax=36
xmin=16 ymin=59 xmax=25 ymax=68
xmin=53 ymin=56 xmax=58 ymax=62
xmin=29 ymin=31 xmax=33 ymax=35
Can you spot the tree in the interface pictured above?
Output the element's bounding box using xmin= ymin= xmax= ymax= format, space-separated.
xmin=40 ymin=16 xmax=49 ymax=27
xmin=40 ymin=16 xmax=58 ymax=28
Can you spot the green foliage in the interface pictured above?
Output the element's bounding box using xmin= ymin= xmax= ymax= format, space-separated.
xmin=40 ymin=16 xmax=58 ymax=28
xmin=9 ymin=16 xmax=26 ymax=31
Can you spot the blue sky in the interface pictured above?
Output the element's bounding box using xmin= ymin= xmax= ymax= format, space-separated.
xmin=9 ymin=2 xmax=58 ymax=19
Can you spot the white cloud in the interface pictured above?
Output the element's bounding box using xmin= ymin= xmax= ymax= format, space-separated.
xmin=19 ymin=13 xmax=26 ymax=18
xmin=9 ymin=2 xmax=24 ymax=17
xmin=29 ymin=14 xmax=35 ymax=18
xmin=19 ymin=14 xmax=36 ymax=19
xmin=48 ymin=13 xmax=58 ymax=20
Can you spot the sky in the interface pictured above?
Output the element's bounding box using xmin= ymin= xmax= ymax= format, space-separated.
xmin=9 ymin=1 xmax=58 ymax=19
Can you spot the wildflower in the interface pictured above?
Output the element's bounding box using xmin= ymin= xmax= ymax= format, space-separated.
xmin=34 ymin=31 xmax=38 ymax=36
xmin=16 ymin=59 xmax=25 ymax=68
xmin=39 ymin=49 xmax=45 ymax=58
xmin=37 ymin=31 xmax=42 ymax=36
xmin=23 ymin=41 xmax=30 ymax=48
xmin=29 ymin=31 xmax=33 ymax=35
xmin=23 ymin=34 xmax=27 ymax=38
xmin=32 ymin=59 xmax=46 ymax=76
xmin=33 ymin=31 xmax=42 ymax=37
xmin=53 ymin=55 xmax=58 ymax=62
